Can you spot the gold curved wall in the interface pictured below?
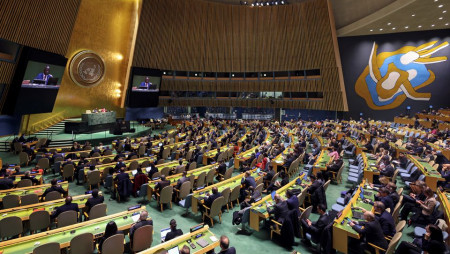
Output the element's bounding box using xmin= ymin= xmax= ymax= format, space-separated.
xmin=24 ymin=0 xmax=142 ymax=133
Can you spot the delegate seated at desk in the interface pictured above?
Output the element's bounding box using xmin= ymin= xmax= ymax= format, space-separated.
xmin=33 ymin=65 xmax=53 ymax=85
xmin=139 ymin=77 xmax=156 ymax=90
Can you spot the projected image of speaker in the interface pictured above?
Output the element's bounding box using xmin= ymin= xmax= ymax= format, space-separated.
xmin=126 ymin=67 xmax=162 ymax=108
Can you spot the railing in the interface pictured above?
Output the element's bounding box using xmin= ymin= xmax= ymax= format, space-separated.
xmin=27 ymin=111 xmax=66 ymax=135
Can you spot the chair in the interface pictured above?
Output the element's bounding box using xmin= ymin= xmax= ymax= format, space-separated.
xmin=255 ymin=183 xmax=264 ymax=195
xmin=17 ymin=179 xmax=33 ymax=188
xmin=62 ymin=164 xmax=75 ymax=181
xmin=45 ymin=191 xmax=62 ymax=201
xmin=2 ymin=194 xmax=20 ymax=209
xmin=160 ymin=167 xmax=171 ymax=177
xmin=101 ymin=234 xmax=124 ymax=254
xmin=33 ymin=242 xmax=60 ymax=254
xmin=196 ymin=172 xmax=206 ymax=189
xmin=37 ymin=158 xmax=50 ymax=173
xmin=205 ymin=168 xmax=216 ymax=186
xmin=189 ymin=162 xmax=197 ymax=170
xmin=129 ymin=161 xmax=139 ymax=171
xmin=229 ymin=185 xmax=241 ymax=209
xmin=323 ymin=180 xmax=331 ymax=192
xmin=0 ymin=216 xmax=23 ymax=240
xmin=202 ymin=196 xmax=224 ymax=227
xmin=395 ymin=220 xmax=406 ymax=233
xmin=14 ymin=142 xmax=23 ymax=154
xmin=299 ymin=206 xmax=313 ymax=239
xmin=392 ymin=195 xmax=403 ymax=224
xmin=157 ymin=185 xmax=173 ymax=211
xmin=102 ymin=158 xmax=112 ymax=164
xmin=221 ymin=187 xmax=231 ymax=212
xmin=223 ymin=167 xmax=233 ymax=180
xmin=84 ymin=203 xmax=107 ymax=220
xmin=131 ymin=225 xmax=153 ymax=252
xmin=19 ymin=152 xmax=30 ymax=166
xmin=56 ymin=210 xmax=78 ymax=228
xmin=141 ymin=160 xmax=151 ymax=168
xmin=368 ymin=232 xmax=402 ymax=254
xmin=29 ymin=210 xmax=50 ymax=234
xmin=104 ymin=150 xmax=113 ymax=156
xmin=157 ymin=159 xmax=165 ymax=165
xmin=70 ymin=232 xmax=94 ymax=254
xmin=21 ymin=193 xmax=39 ymax=206
xmin=176 ymin=181 xmax=191 ymax=202
xmin=138 ymin=146 xmax=146 ymax=158
xmin=87 ymin=170 xmax=101 ymax=190
xmin=297 ymin=188 xmax=308 ymax=211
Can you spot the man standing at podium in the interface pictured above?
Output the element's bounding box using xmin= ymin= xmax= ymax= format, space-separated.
xmin=139 ymin=76 xmax=152 ymax=89
xmin=34 ymin=65 xmax=53 ymax=85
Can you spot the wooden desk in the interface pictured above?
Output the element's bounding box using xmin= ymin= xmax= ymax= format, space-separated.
xmin=407 ymin=155 xmax=444 ymax=191
xmin=249 ymin=175 xmax=310 ymax=231
xmin=191 ymin=169 xmax=261 ymax=214
xmin=312 ymin=150 xmax=332 ymax=176
xmin=333 ymin=181 xmax=376 ymax=253
xmin=0 ymin=182 xmax=69 ymax=202
xmin=138 ymin=225 xmax=219 ymax=254
xmin=0 ymin=193 xmax=97 ymax=221
xmin=0 ymin=207 xmax=147 ymax=253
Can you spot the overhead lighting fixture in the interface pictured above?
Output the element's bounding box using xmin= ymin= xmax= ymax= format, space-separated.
xmin=435 ymin=0 xmax=438 ymax=2
xmin=411 ymin=14 xmax=415 ymax=16
xmin=439 ymin=17 xmax=443 ymax=19
xmin=418 ymin=25 xmax=422 ymax=28
xmin=405 ymin=26 xmax=409 ymax=29
xmin=438 ymin=4 xmax=443 ymax=8
xmin=443 ymin=10 xmax=447 ymax=13
xmin=431 ymin=24 xmax=435 ymax=27
xmin=446 ymin=23 xmax=449 ymax=26
xmin=370 ymin=29 xmax=373 ymax=32
xmin=392 ymin=27 xmax=396 ymax=30
xmin=379 ymin=28 xmax=383 ymax=31
xmin=387 ymin=22 xmax=391 ymax=25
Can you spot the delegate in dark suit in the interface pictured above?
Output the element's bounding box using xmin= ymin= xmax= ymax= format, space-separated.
xmin=268 ymin=200 xmax=289 ymax=223
xmin=351 ymin=219 xmax=388 ymax=252
xmin=301 ymin=210 xmax=329 ymax=243
xmin=376 ymin=211 xmax=396 ymax=237
xmin=154 ymin=177 xmax=170 ymax=195
xmin=51 ymin=197 xmax=79 ymax=219
xmin=85 ymin=194 xmax=104 ymax=213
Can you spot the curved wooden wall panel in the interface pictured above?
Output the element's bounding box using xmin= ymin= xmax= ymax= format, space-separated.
xmin=133 ymin=0 xmax=337 ymax=72
xmin=0 ymin=0 xmax=81 ymax=55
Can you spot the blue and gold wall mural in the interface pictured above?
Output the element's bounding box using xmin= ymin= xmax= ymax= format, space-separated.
xmin=339 ymin=29 xmax=450 ymax=120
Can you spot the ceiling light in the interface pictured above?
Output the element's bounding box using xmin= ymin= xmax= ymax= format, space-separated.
xmin=418 ymin=25 xmax=422 ymax=28
xmin=405 ymin=26 xmax=409 ymax=29
xmin=439 ymin=17 xmax=443 ymax=19
xmin=446 ymin=23 xmax=449 ymax=26
xmin=431 ymin=24 xmax=435 ymax=27
xmin=370 ymin=29 xmax=373 ymax=32
xmin=438 ymin=4 xmax=443 ymax=8
xmin=387 ymin=22 xmax=391 ymax=25
xmin=411 ymin=14 xmax=415 ymax=16
xmin=434 ymin=0 xmax=438 ymax=2
xmin=392 ymin=27 xmax=396 ymax=30
xmin=379 ymin=28 xmax=383 ymax=31
xmin=443 ymin=10 xmax=447 ymax=13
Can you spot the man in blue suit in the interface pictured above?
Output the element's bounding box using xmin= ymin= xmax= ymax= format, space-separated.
xmin=139 ymin=76 xmax=152 ymax=89
xmin=34 ymin=66 xmax=53 ymax=85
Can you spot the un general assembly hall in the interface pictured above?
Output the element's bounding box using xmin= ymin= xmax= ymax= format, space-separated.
xmin=0 ymin=0 xmax=449 ymax=253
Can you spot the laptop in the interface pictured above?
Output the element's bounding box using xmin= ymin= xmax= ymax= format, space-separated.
xmin=352 ymin=208 xmax=365 ymax=220
xmin=167 ymin=246 xmax=179 ymax=254
xmin=296 ymin=178 xmax=302 ymax=185
xmin=131 ymin=169 xmax=137 ymax=176
xmin=47 ymin=77 xmax=58 ymax=86
xmin=33 ymin=79 xmax=45 ymax=85
xmin=160 ymin=227 xmax=171 ymax=242
xmin=359 ymin=187 xmax=365 ymax=200
xmin=145 ymin=167 xmax=151 ymax=173
xmin=271 ymin=191 xmax=277 ymax=200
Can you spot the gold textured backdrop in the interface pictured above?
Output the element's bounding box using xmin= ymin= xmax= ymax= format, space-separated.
xmin=23 ymin=0 xmax=142 ymax=133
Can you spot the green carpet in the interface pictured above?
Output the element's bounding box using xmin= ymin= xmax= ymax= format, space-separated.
xmin=0 ymin=133 xmax=415 ymax=253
